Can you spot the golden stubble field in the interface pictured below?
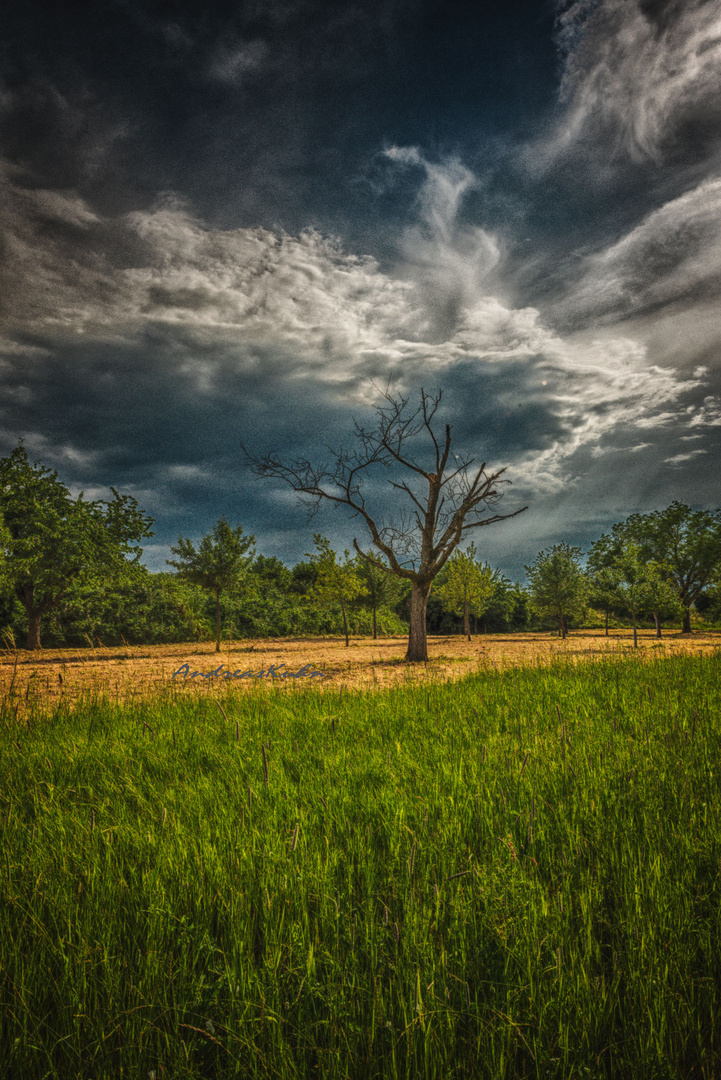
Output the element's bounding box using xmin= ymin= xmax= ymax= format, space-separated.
xmin=2 ymin=629 xmax=720 ymax=708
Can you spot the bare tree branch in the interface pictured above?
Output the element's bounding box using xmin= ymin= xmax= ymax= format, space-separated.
xmin=242 ymin=387 xmax=527 ymax=660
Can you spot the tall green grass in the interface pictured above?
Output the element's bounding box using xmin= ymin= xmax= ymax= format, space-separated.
xmin=1 ymin=652 xmax=720 ymax=1079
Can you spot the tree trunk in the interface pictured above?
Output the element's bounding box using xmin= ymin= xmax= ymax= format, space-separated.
xmin=406 ymin=582 xmax=429 ymax=662
xmin=463 ymin=599 xmax=471 ymax=641
xmin=653 ymin=610 xmax=662 ymax=638
xmin=18 ymin=584 xmax=51 ymax=651
xmin=633 ymin=614 xmax=638 ymax=648
xmin=340 ymin=597 xmax=349 ymax=647
xmin=682 ymin=607 xmax=692 ymax=634
xmin=215 ymin=589 xmax=221 ymax=652
xmin=27 ymin=609 xmax=43 ymax=650
xmin=372 ymin=603 xmax=377 ymax=640
xmin=605 ymin=610 xmax=609 ymax=637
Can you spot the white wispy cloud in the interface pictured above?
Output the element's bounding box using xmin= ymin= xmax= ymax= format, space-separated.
xmin=664 ymin=448 xmax=708 ymax=465
xmin=548 ymin=0 xmax=721 ymax=164
xmin=384 ymin=146 xmax=501 ymax=328
xmin=549 ymin=177 xmax=721 ymax=327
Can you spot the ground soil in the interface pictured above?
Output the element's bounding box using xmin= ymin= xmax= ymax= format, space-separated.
xmin=2 ymin=628 xmax=720 ymax=710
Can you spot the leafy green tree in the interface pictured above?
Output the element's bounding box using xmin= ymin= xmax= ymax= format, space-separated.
xmin=696 ymin=582 xmax=721 ymax=626
xmin=0 ymin=444 xmax=154 ymax=649
xmin=588 ymin=530 xmax=680 ymax=639
xmin=480 ymin=575 xmax=529 ymax=632
xmin=620 ymin=503 xmax=721 ymax=633
xmin=588 ymin=504 xmax=720 ymax=635
xmin=167 ymin=518 xmax=255 ymax=652
xmin=354 ymin=553 xmax=405 ymax=639
xmin=289 ymin=560 xmax=318 ymax=596
xmin=305 ymin=535 xmax=367 ymax=647
xmin=250 ymin=555 xmax=293 ymax=592
xmin=435 ymin=543 xmax=495 ymax=640
xmin=602 ymin=543 xmax=680 ymax=647
xmin=39 ymin=566 xmax=208 ymax=647
xmin=525 ymin=543 xmax=586 ymax=639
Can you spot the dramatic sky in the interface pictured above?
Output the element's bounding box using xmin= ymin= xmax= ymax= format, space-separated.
xmin=1 ymin=0 xmax=720 ymax=579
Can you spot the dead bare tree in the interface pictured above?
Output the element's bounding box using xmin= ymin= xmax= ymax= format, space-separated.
xmin=242 ymin=387 xmax=527 ymax=662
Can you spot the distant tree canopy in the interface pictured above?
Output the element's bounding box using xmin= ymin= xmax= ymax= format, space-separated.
xmin=619 ymin=504 xmax=721 ymax=633
xmin=0 ymin=444 xmax=154 ymax=649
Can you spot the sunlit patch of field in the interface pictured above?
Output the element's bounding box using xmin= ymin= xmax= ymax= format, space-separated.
xmin=2 ymin=628 xmax=719 ymax=708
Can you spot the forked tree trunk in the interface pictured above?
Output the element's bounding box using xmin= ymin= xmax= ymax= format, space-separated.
xmin=682 ymin=607 xmax=692 ymax=634
xmin=340 ymin=597 xmax=350 ymax=647
xmin=215 ymin=589 xmax=222 ymax=652
xmin=406 ymin=582 xmax=430 ymax=662
xmin=653 ymin=610 xmax=662 ymax=638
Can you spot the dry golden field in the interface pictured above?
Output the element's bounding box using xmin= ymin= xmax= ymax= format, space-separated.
xmin=2 ymin=628 xmax=720 ymax=708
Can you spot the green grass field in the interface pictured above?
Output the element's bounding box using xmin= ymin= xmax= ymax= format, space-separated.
xmin=1 ymin=652 xmax=720 ymax=1079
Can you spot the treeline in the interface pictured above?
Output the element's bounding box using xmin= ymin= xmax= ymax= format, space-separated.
xmin=0 ymin=556 xmax=411 ymax=650
xmin=0 ymin=445 xmax=719 ymax=650
xmin=0 ymin=537 xmax=528 ymax=650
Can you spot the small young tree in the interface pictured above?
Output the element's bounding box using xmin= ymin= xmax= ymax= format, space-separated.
xmin=586 ymin=564 xmax=619 ymax=636
xmin=435 ymin=543 xmax=495 ymax=640
xmin=354 ymin=552 xmax=404 ymax=639
xmin=167 ymin=518 xmax=255 ymax=652
xmin=525 ymin=543 xmax=586 ymax=639
xmin=305 ymin=535 xmax=367 ymax=647
xmin=0 ymin=444 xmax=154 ymax=649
